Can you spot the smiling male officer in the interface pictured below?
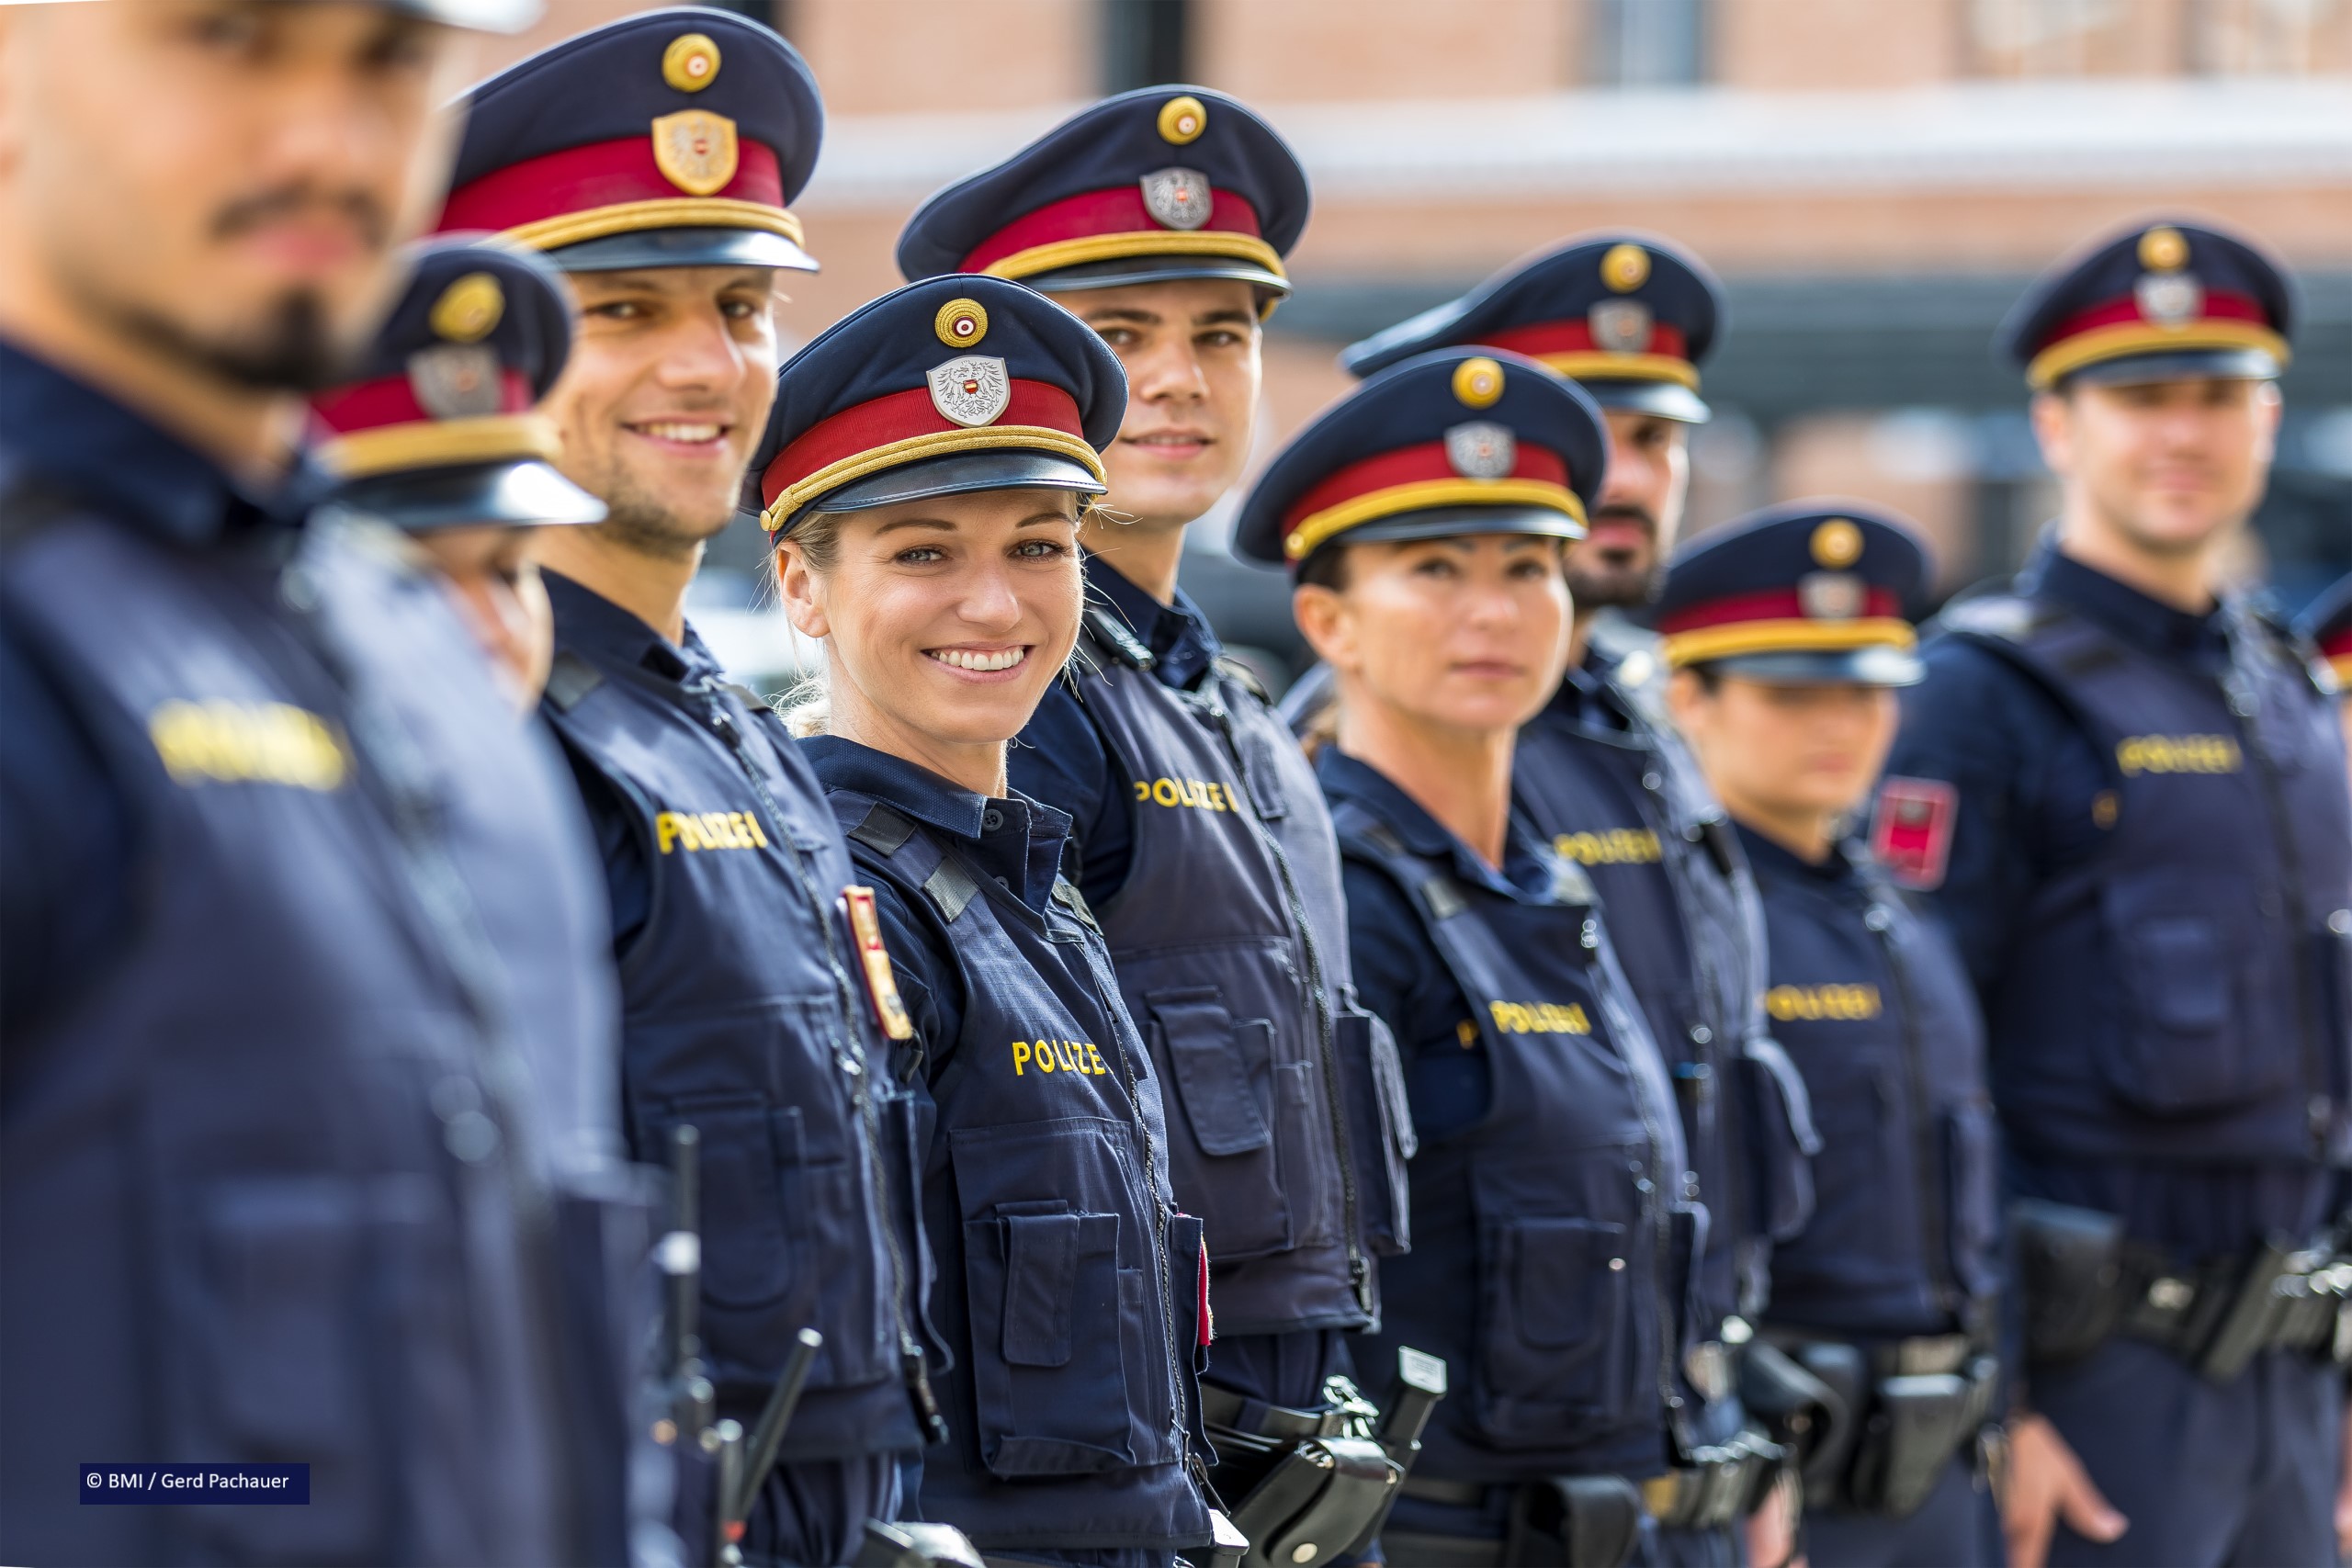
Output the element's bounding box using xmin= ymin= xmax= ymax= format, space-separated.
xmin=438 ymin=14 xmax=944 ymax=1564
xmin=900 ymin=89 xmax=1420 ymax=1561
xmin=1883 ymin=219 xmax=2351 ymax=1568
xmin=0 ymin=3 xmax=646 ymax=1563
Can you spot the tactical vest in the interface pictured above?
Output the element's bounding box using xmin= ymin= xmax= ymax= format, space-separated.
xmin=1329 ymin=794 xmax=1691 ymax=1483
xmin=1075 ymin=614 xmax=1413 ymax=1336
xmin=0 ymin=504 xmax=610 ymax=1566
xmin=827 ymin=786 xmax=1216 ymax=1555
xmin=1515 ymin=643 xmax=1817 ymax=1323
xmin=539 ymin=629 xmax=921 ymax=1465
xmin=1941 ymin=592 xmax=2352 ymax=1166
xmin=1753 ymin=844 xmax=2000 ymax=1341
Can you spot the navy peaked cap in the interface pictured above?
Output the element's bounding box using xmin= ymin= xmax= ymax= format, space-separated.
xmin=1234 ymin=349 xmax=1605 ymax=571
xmin=1999 ymin=219 xmax=2294 ymax=389
xmin=752 ymin=276 xmax=1127 ymax=536
xmin=1342 ymin=233 xmax=1723 ymax=423
xmin=312 ymin=237 xmax=604 ymax=530
xmin=440 ymin=8 xmax=823 ymax=273
xmin=897 ymin=85 xmax=1308 ymax=303
xmin=1656 ymin=501 xmax=1930 ymax=684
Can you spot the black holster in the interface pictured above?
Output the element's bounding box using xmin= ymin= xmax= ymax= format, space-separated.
xmin=2013 ymin=1200 xmax=2126 ymax=1366
xmin=1502 ymin=1476 xmax=1643 ymax=1568
xmin=1844 ymin=1358 xmax=1999 ymax=1519
xmin=1738 ymin=1338 xmax=1848 ymax=1492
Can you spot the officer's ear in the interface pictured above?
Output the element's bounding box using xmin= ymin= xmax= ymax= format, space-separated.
xmin=1665 ymin=665 xmax=1716 ymax=739
xmin=2029 ymin=389 xmax=2076 ymax=479
xmin=773 ymin=536 xmax=831 ymax=642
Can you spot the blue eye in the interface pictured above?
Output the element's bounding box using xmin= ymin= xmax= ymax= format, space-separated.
xmin=897 ymin=546 xmax=945 ymax=565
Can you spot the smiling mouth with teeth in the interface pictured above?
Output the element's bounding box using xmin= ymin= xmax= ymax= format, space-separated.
xmin=928 ymin=647 xmax=1030 ymax=673
xmin=629 ymin=421 xmax=727 ymax=444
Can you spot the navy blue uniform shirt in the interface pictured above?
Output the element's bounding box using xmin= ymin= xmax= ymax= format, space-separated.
xmin=1886 ymin=541 xmax=2333 ymax=1254
xmin=1009 ymin=552 xmax=1221 ymax=912
xmin=0 ymin=338 xmax=315 ymax=1039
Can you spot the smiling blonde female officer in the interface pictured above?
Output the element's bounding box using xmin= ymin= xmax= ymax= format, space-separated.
xmin=752 ymin=275 xmax=1221 ymax=1568
xmin=1236 ymin=350 xmax=1696 ymax=1567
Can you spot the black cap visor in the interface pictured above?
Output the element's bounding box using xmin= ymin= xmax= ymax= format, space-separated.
xmin=332 ymin=459 xmax=606 ymax=533
xmin=1699 ymin=645 xmax=1923 ymax=687
xmin=1029 ymin=254 xmax=1290 ymax=299
xmin=781 ymin=450 xmax=1104 ymax=535
xmin=548 ymin=227 xmax=820 ymax=276
xmin=2058 ymin=345 xmax=2281 ymax=389
xmin=1577 ymin=378 xmax=1712 ymax=424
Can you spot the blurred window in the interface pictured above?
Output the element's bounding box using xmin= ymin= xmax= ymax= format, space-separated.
xmin=1583 ymin=0 xmax=1709 ymax=86
xmin=1102 ymin=0 xmax=1191 ymax=94
xmin=2189 ymin=0 xmax=2347 ymax=73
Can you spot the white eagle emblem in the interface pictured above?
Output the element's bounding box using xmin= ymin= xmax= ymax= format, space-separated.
xmin=406 ymin=344 xmax=503 ymax=420
xmin=1140 ymin=166 xmax=1213 ymax=231
xmin=1798 ymin=571 xmax=1865 ymax=621
xmin=1589 ymin=299 xmax=1655 ymax=354
xmin=927 ymin=355 xmax=1011 ymax=428
xmin=1444 ymin=422 xmax=1517 ymax=479
xmin=2135 ymin=269 xmax=2204 ymax=328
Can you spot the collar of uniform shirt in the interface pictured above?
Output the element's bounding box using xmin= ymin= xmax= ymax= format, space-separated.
xmin=1315 ymin=745 xmax=1561 ymax=902
xmin=801 ymin=733 xmax=1075 ymax=912
xmin=541 ymin=567 xmax=720 ymax=683
xmin=1082 ymin=548 xmax=1220 ymax=690
xmin=1732 ymin=818 xmax=1861 ymax=889
xmin=0 ymin=336 xmax=320 ymax=547
xmin=2021 ymin=538 xmax=2233 ymax=667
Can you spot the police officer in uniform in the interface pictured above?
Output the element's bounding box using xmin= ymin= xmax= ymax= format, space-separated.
xmin=1661 ymin=504 xmax=2003 ymax=1566
xmin=1239 ymin=348 xmax=1683 ymax=1566
xmin=757 ymin=276 xmax=1221 ymax=1567
xmin=1882 ymin=220 xmax=2352 ymax=1566
xmin=1335 ymin=237 xmax=1821 ymax=1564
xmin=898 ymin=91 xmax=1415 ymax=1549
xmin=0 ymin=3 xmax=643 ymax=1562
xmin=439 ymin=16 xmax=936 ymax=1562
xmin=311 ymin=236 xmax=607 ymax=707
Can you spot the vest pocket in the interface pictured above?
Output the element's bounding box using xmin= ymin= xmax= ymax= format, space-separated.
xmin=966 ymin=1210 xmax=1135 ymax=1475
xmin=1943 ymin=1103 xmax=2002 ymax=1304
xmin=1472 ymin=1215 xmax=1634 ymax=1441
xmin=675 ymin=1097 xmax=797 ymax=1308
xmin=1147 ymin=987 xmax=1293 ymax=1260
xmin=2099 ymin=874 xmax=2290 ymax=1114
xmin=1337 ymin=1007 xmax=1416 ymax=1257
xmin=1735 ymin=1040 xmax=1820 ymax=1244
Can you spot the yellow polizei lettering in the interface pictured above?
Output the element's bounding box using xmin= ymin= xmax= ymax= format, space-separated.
xmin=743 ymin=812 xmax=769 ymax=847
xmin=1014 ymin=1040 xmax=1108 ymax=1079
xmin=148 ymin=699 xmax=348 ymax=792
xmin=1764 ymin=983 xmax=1883 ymax=1022
xmin=2116 ymin=734 xmax=2242 ymax=776
xmin=1086 ymin=1043 xmax=1107 ymax=1075
xmin=1554 ymin=828 xmax=1662 ymax=865
xmin=1487 ymin=999 xmax=1591 ymax=1035
xmin=1012 ymin=1042 xmax=1031 ymax=1076
xmin=653 ymin=806 xmax=772 ymax=853
xmin=1136 ymin=776 xmax=1242 ymax=814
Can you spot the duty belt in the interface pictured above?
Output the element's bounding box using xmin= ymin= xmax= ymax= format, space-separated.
xmin=1390 ymin=1474 xmax=1648 ymax=1567
xmin=2112 ymin=1240 xmax=2352 ymax=1382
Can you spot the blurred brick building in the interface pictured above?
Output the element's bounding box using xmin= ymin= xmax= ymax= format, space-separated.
xmin=476 ymin=0 xmax=2352 ymax=671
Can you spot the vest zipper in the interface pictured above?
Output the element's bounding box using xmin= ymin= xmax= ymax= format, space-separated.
xmin=1860 ymin=890 xmax=1956 ymax=1320
xmin=697 ymin=688 xmax=933 ymax=1433
xmin=1202 ymin=694 xmax=1372 ymax=1314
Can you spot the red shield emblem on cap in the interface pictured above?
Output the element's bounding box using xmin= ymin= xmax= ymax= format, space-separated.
xmin=1870 ymin=775 xmax=1957 ymax=890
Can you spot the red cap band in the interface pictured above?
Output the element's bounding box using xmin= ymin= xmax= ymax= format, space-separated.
xmin=760 ymin=381 xmax=1086 ymax=508
xmin=1281 ymin=438 xmax=1570 ymax=540
xmin=1481 ymin=319 xmax=1692 ymax=365
xmin=2037 ymin=287 xmax=2268 ymax=356
xmin=961 ymin=185 xmax=1263 ymax=274
xmin=438 ymin=135 xmax=785 ymax=237
xmin=311 ymin=369 xmax=536 ymax=434
xmin=1657 ymin=585 xmax=1902 ymax=637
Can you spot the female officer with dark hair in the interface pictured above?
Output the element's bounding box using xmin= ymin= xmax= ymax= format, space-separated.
xmin=1660 ymin=503 xmax=2003 ymax=1566
xmin=1235 ymin=349 xmax=1692 ymax=1567
xmin=751 ymin=274 xmax=1221 ymax=1568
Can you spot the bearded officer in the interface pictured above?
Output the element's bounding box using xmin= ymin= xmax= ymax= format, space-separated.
xmin=0 ymin=3 xmax=646 ymax=1563
xmin=1881 ymin=219 xmax=2350 ymax=1568
xmin=898 ymin=89 xmax=1419 ymax=1561
xmin=311 ymin=236 xmax=606 ymax=708
xmin=1334 ymin=238 xmax=1825 ymax=1567
xmin=437 ymin=15 xmax=944 ymax=1564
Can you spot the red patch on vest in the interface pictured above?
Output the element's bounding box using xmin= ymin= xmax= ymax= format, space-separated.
xmin=1871 ymin=776 xmax=1957 ymax=890
xmin=1197 ymin=1233 xmax=1214 ymax=1345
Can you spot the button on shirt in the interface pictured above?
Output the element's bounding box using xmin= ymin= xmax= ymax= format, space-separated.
xmin=800 ymin=736 xmax=1075 ymax=1064
xmin=1009 ymin=552 xmax=1222 ymax=912
xmin=1886 ymin=541 xmax=2332 ymax=1255
xmin=0 ymin=338 xmax=319 ymax=1038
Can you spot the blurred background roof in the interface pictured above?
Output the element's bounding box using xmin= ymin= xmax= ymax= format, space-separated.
xmin=475 ymin=0 xmax=2352 ymax=687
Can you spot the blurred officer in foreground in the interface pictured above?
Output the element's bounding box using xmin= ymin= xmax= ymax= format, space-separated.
xmin=1883 ymin=220 xmax=2351 ymax=1567
xmin=1664 ymin=506 xmax=2004 ymax=1566
xmin=899 ymin=90 xmax=1416 ymax=1554
xmin=1244 ymin=349 xmax=1683 ymax=1567
xmin=760 ymin=276 xmax=1223 ymax=1567
xmin=0 ymin=3 xmax=650 ymax=1564
xmin=440 ymin=15 xmax=934 ymax=1562
xmin=2297 ymin=574 xmax=2352 ymax=774
xmin=1340 ymin=237 xmax=1823 ymax=1566
xmin=311 ymin=236 xmax=607 ymax=707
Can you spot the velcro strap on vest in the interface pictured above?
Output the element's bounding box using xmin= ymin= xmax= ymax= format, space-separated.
xmin=543 ymin=650 xmax=604 ymax=712
xmin=922 ymin=856 xmax=980 ymax=923
xmin=846 ymin=802 xmax=916 ymax=855
xmin=1419 ymin=875 xmax=1468 ymax=921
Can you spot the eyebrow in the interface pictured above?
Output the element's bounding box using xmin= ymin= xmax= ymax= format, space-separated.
xmin=1080 ymin=308 xmax=1161 ymax=326
xmin=872 ymin=516 xmax=958 ymax=536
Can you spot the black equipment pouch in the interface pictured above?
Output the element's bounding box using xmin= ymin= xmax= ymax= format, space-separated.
xmin=1344 ymin=1346 xmax=1448 ymax=1557
xmin=2013 ymin=1200 xmax=2127 ymax=1365
xmin=1738 ymin=1338 xmax=1845 ymax=1481
xmin=852 ymin=1519 xmax=984 ymax=1568
xmin=1845 ymin=1367 xmax=1986 ymax=1520
xmin=1503 ymin=1475 xmax=1643 ymax=1568
xmin=1229 ymin=1437 xmax=1398 ymax=1568
xmin=1778 ymin=1339 xmax=1867 ymax=1502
